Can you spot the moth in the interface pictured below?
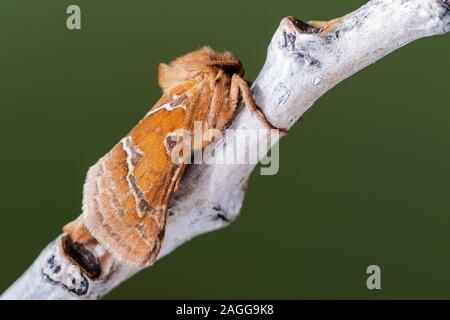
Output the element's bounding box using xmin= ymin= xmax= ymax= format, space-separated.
xmin=64 ymin=47 xmax=285 ymax=268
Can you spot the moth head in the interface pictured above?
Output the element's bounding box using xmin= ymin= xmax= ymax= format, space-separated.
xmin=158 ymin=46 xmax=244 ymax=92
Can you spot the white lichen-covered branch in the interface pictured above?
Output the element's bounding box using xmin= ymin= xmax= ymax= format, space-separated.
xmin=2 ymin=0 xmax=449 ymax=300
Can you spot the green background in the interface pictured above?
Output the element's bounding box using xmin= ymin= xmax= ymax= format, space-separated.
xmin=1 ymin=0 xmax=450 ymax=299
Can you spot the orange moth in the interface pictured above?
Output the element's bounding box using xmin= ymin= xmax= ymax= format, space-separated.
xmin=64 ymin=47 xmax=285 ymax=268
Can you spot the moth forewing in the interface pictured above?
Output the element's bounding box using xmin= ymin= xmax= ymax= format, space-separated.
xmin=64 ymin=46 xmax=284 ymax=268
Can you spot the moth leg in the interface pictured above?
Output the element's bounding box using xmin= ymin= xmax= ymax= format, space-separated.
xmin=235 ymin=75 xmax=288 ymax=136
xmin=173 ymin=171 xmax=182 ymax=193
xmin=174 ymin=180 xmax=181 ymax=193
xmin=206 ymin=69 xmax=227 ymax=130
xmin=228 ymin=73 xmax=240 ymax=114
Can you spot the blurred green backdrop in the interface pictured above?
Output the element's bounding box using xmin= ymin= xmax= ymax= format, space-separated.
xmin=1 ymin=0 xmax=450 ymax=299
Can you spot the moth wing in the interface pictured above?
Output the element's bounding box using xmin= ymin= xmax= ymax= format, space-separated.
xmin=82 ymin=80 xmax=211 ymax=267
